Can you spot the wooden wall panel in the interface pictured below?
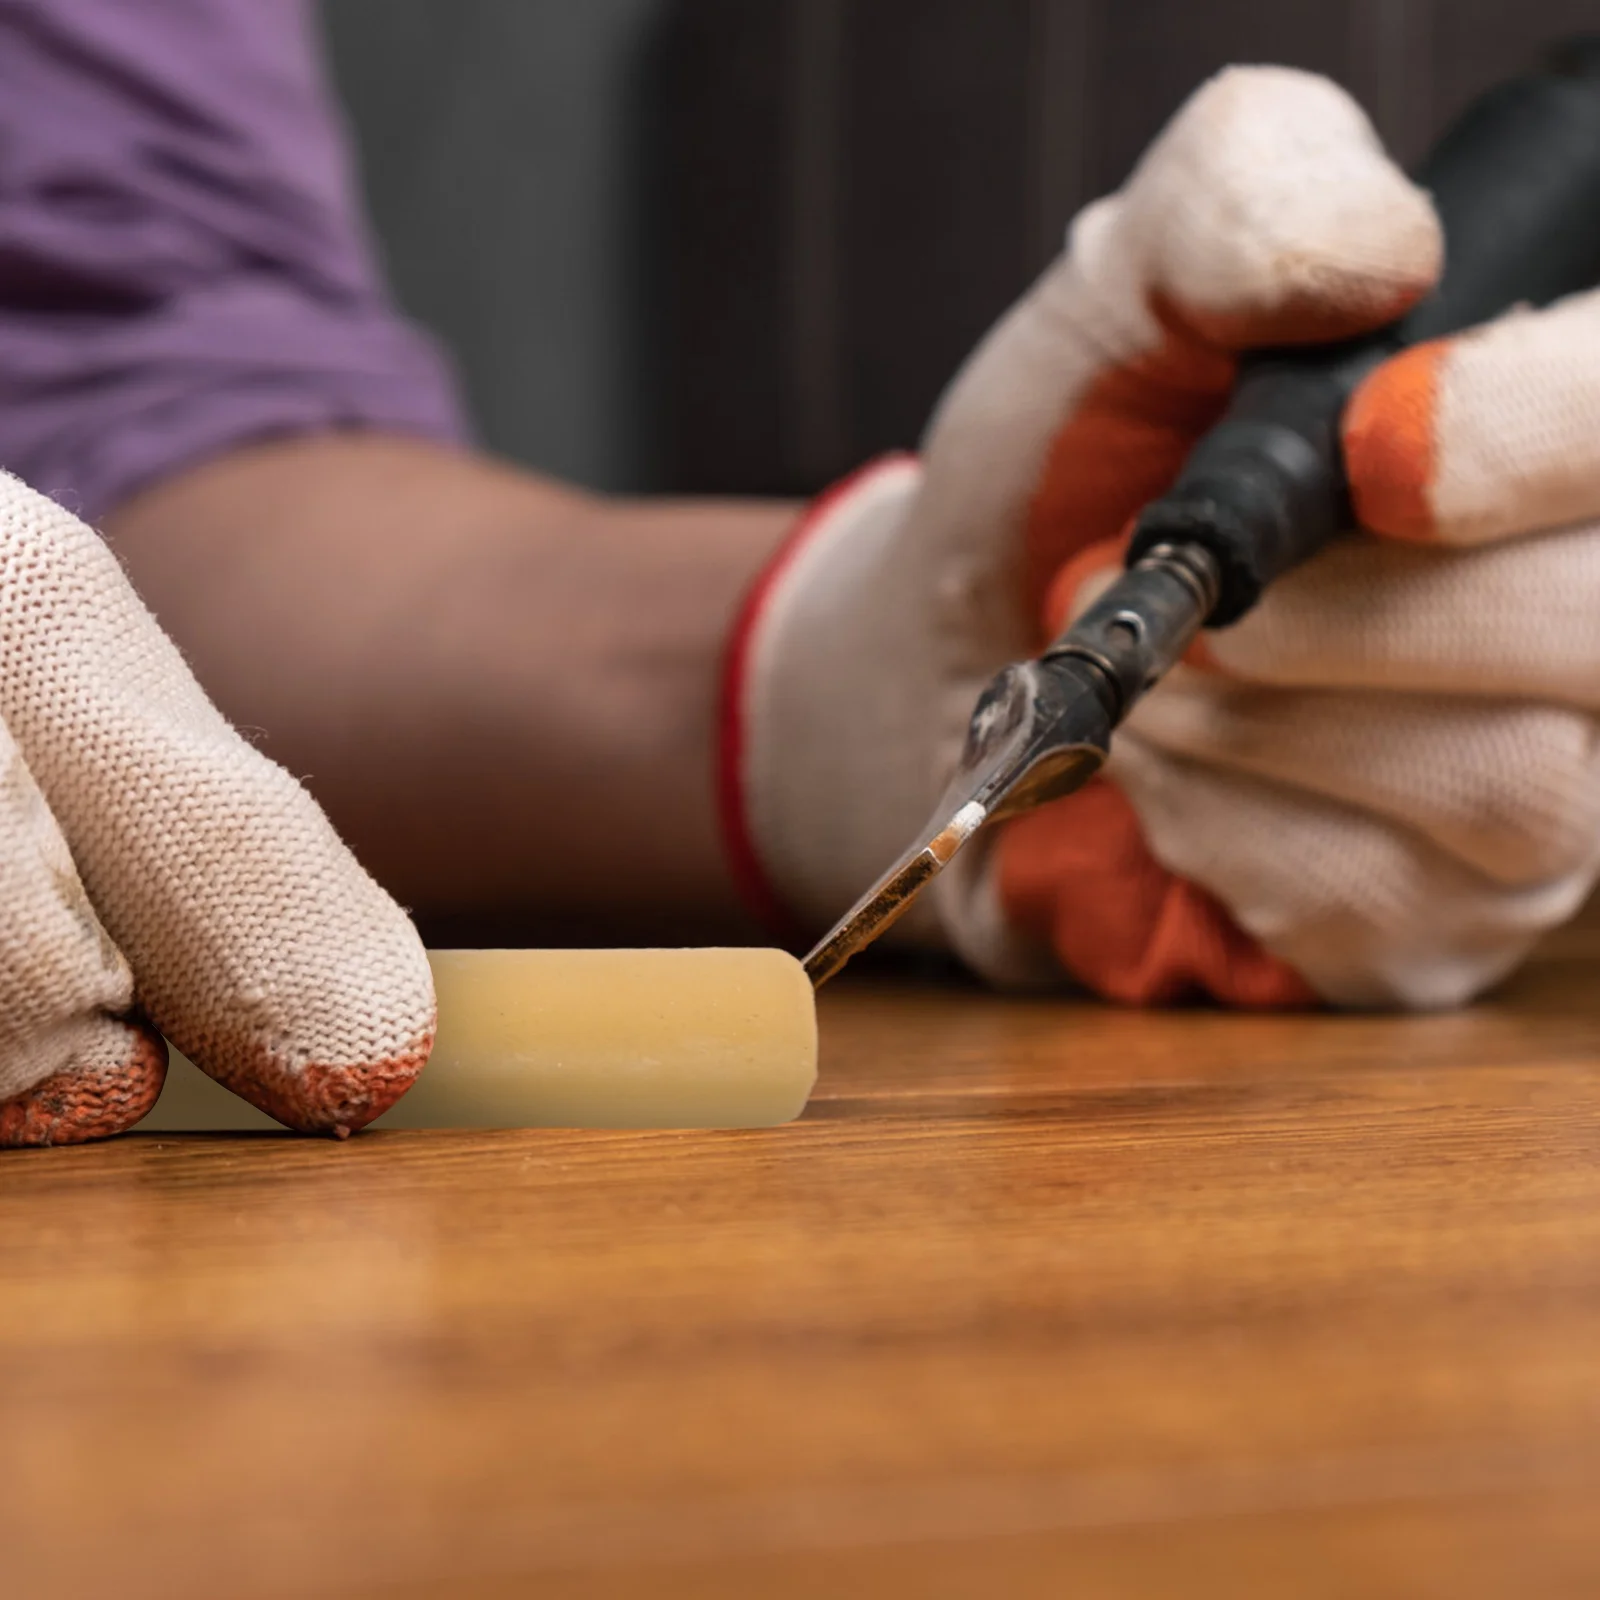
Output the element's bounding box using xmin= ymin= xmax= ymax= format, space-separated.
xmin=1427 ymin=2 xmax=1600 ymax=136
xmin=661 ymin=1 xmax=791 ymax=494
xmin=1090 ymin=0 xmax=1351 ymax=199
xmin=663 ymin=1 xmax=1596 ymax=496
xmin=842 ymin=2 xmax=1037 ymax=477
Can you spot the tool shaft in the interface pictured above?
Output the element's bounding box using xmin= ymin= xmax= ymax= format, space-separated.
xmin=1041 ymin=541 xmax=1220 ymax=723
xmin=802 ymin=801 xmax=986 ymax=987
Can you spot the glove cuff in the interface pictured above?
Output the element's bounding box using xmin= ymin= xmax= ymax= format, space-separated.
xmin=717 ymin=453 xmax=927 ymax=938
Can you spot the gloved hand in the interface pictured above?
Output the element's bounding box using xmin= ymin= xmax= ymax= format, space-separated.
xmin=721 ymin=65 xmax=1600 ymax=1010
xmin=0 ymin=474 xmax=434 ymax=1145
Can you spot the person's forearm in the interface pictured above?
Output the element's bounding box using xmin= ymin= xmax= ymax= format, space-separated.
xmin=103 ymin=433 xmax=795 ymax=942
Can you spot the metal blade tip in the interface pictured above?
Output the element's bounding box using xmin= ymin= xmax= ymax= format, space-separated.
xmin=802 ymin=800 xmax=987 ymax=988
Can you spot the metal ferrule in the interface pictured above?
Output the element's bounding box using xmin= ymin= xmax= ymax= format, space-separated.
xmin=1039 ymin=540 xmax=1222 ymax=722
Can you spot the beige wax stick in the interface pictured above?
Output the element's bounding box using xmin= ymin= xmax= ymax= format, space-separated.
xmin=140 ymin=948 xmax=818 ymax=1132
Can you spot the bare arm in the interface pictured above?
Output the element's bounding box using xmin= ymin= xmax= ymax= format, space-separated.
xmin=103 ymin=433 xmax=795 ymax=945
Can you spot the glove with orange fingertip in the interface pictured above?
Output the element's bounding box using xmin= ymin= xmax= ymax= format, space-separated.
xmin=720 ymin=65 xmax=1600 ymax=1010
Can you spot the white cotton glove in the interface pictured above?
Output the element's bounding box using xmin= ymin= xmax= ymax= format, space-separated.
xmin=1101 ymin=286 xmax=1600 ymax=1005
xmin=0 ymin=473 xmax=434 ymax=1145
xmin=721 ymin=64 xmax=1600 ymax=1010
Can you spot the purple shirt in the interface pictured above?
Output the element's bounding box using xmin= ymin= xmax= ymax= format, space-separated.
xmin=0 ymin=0 xmax=468 ymax=519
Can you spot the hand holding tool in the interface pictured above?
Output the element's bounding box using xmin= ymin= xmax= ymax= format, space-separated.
xmin=804 ymin=42 xmax=1600 ymax=987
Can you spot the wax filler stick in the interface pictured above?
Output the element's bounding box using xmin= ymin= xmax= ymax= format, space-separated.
xmin=803 ymin=39 xmax=1600 ymax=987
xmin=141 ymin=948 xmax=817 ymax=1132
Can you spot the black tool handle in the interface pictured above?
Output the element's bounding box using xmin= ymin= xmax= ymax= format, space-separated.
xmin=1127 ymin=38 xmax=1600 ymax=626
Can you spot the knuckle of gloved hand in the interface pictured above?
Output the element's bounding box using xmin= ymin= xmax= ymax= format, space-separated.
xmin=1287 ymin=863 xmax=1559 ymax=1014
xmin=1125 ymin=65 xmax=1439 ymax=330
xmin=1465 ymin=709 xmax=1600 ymax=886
xmin=1369 ymin=936 xmax=1532 ymax=1013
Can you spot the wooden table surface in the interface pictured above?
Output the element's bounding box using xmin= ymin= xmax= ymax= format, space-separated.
xmin=7 ymin=956 xmax=1600 ymax=1599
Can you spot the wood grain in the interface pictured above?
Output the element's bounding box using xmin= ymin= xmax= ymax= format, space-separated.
xmin=6 ymin=958 xmax=1600 ymax=1597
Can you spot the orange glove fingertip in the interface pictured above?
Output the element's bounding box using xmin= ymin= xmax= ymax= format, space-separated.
xmin=1344 ymin=339 xmax=1446 ymax=541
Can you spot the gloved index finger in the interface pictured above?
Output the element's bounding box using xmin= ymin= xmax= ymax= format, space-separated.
xmin=1124 ymin=66 xmax=1440 ymax=351
xmin=1015 ymin=66 xmax=1441 ymax=618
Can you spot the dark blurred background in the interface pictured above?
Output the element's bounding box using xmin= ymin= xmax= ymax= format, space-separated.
xmin=318 ymin=0 xmax=1598 ymax=498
